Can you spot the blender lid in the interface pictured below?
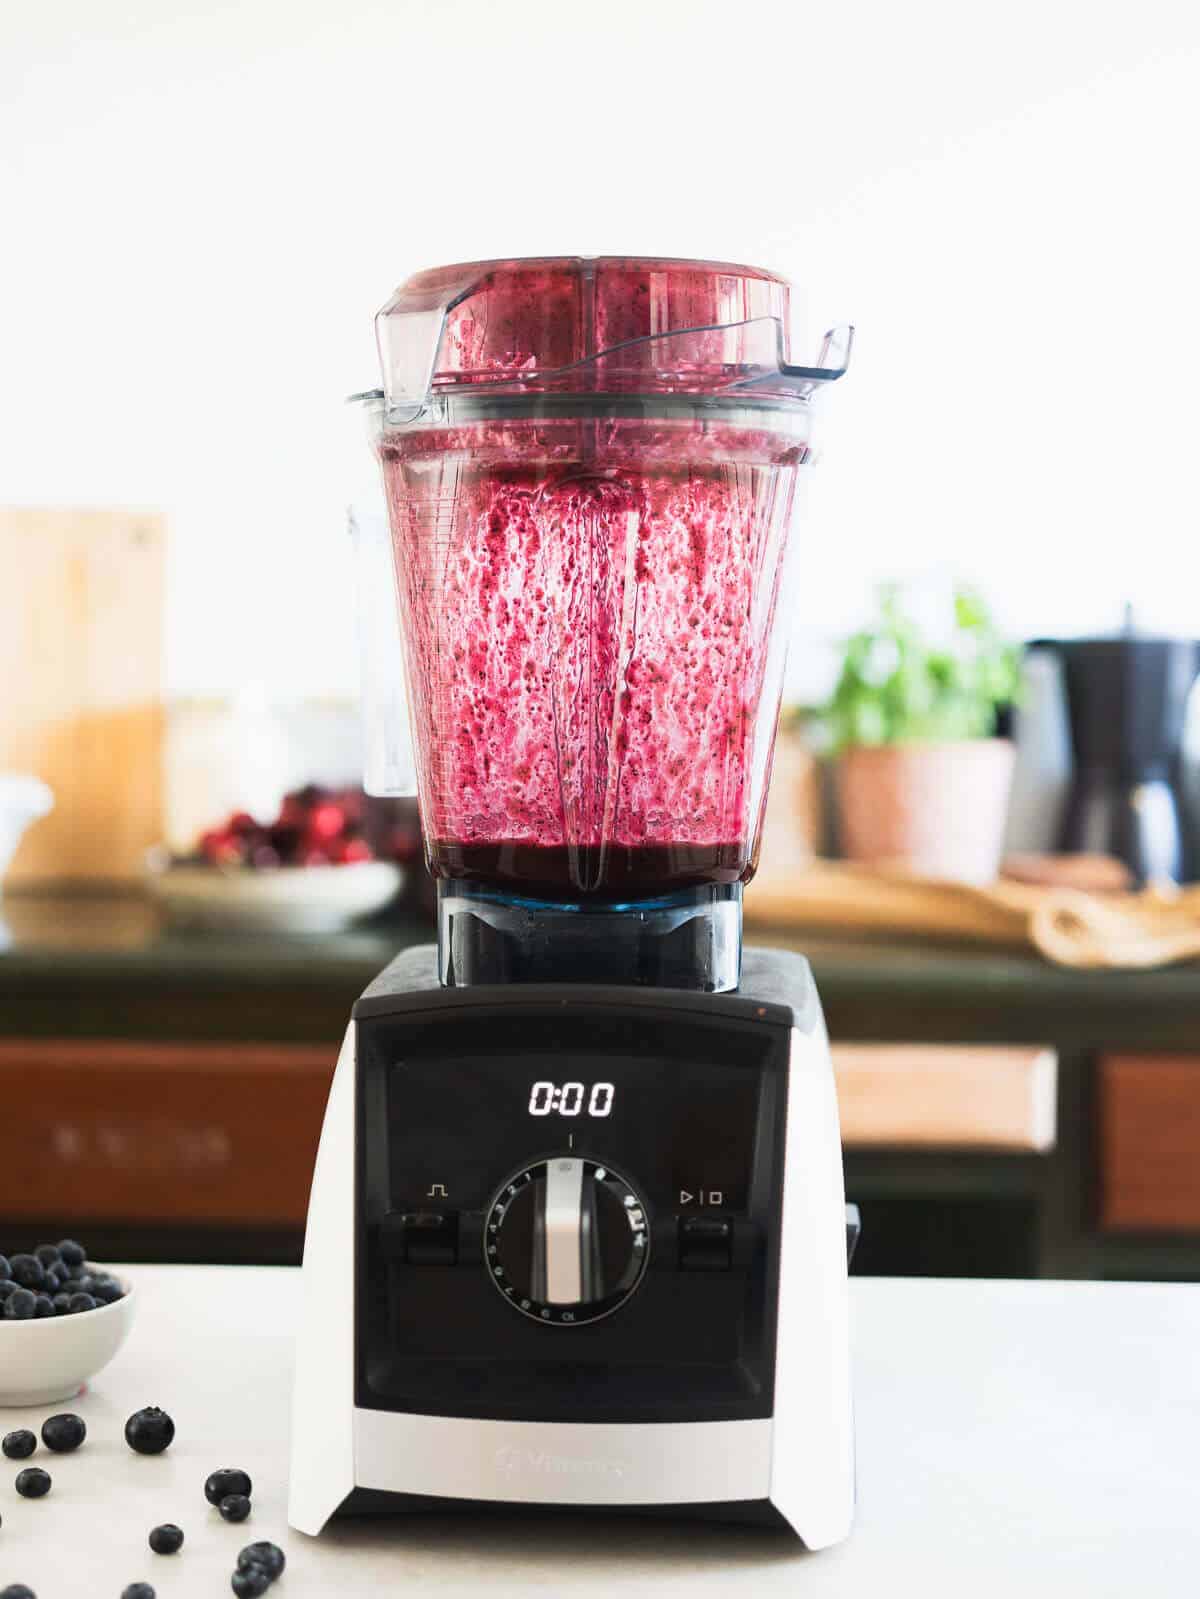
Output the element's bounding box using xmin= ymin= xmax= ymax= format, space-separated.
xmin=370 ymin=255 xmax=853 ymax=424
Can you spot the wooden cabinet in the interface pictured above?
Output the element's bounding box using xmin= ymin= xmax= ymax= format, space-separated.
xmin=0 ymin=1039 xmax=333 ymax=1229
xmin=0 ymin=1033 xmax=1062 ymax=1243
xmin=1099 ymin=1054 xmax=1200 ymax=1233
xmin=834 ymin=1044 xmax=1057 ymax=1152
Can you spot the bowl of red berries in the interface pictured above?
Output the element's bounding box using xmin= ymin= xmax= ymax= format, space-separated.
xmin=0 ymin=1241 xmax=136 ymax=1406
xmin=147 ymin=784 xmax=404 ymax=932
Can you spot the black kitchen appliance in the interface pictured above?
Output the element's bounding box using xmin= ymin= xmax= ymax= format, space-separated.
xmin=1029 ymin=633 xmax=1200 ymax=884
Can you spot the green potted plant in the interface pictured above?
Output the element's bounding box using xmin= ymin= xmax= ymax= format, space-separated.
xmin=811 ymin=583 xmax=1022 ymax=883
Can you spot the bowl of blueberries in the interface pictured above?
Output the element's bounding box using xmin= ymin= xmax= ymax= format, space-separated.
xmin=0 ymin=1239 xmax=135 ymax=1406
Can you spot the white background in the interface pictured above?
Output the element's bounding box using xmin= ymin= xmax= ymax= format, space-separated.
xmin=4 ymin=0 xmax=1200 ymax=702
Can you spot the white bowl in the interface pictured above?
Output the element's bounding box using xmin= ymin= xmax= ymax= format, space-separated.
xmin=0 ymin=774 xmax=53 ymax=881
xmin=146 ymin=857 xmax=404 ymax=933
xmin=0 ymin=1270 xmax=137 ymax=1407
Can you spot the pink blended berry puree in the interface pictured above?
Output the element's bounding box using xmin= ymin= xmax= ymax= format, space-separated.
xmin=376 ymin=260 xmax=809 ymax=901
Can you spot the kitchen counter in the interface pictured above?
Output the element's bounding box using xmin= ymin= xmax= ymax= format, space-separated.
xmin=5 ymin=887 xmax=1200 ymax=1047
xmin=1 ymin=1268 xmax=1196 ymax=1596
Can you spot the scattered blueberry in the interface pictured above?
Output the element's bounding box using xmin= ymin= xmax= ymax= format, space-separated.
xmin=4 ymin=1288 xmax=36 ymax=1321
xmin=9 ymin=1256 xmax=46 ymax=1291
xmin=41 ymin=1414 xmax=86 ymax=1453
xmin=218 ymin=1494 xmax=252 ymax=1524
xmin=148 ymin=1524 xmax=184 ymax=1555
xmin=231 ymin=1568 xmax=271 ymax=1598
xmin=205 ymin=1468 xmax=252 ymax=1505
xmin=121 ymin=1586 xmax=155 ymax=1599
xmin=33 ymin=1245 xmax=60 ymax=1268
xmin=125 ymin=1408 xmax=176 ymax=1455
xmin=57 ymin=1240 xmax=86 ymax=1267
xmin=3 ymin=1430 xmax=36 ymax=1459
xmin=0 ymin=1586 xmax=36 ymax=1599
xmin=238 ymin=1542 xmax=285 ymax=1580
xmin=15 ymin=1467 xmax=51 ymax=1497
xmin=0 ymin=1254 xmax=11 ymax=1279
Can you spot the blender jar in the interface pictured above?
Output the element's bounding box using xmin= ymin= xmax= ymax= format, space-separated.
xmin=356 ymin=256 xmax=850 ymax=990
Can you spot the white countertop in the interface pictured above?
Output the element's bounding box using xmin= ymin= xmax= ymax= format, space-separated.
xmin=2 ymin=1269 xmax=1197 ymax=1596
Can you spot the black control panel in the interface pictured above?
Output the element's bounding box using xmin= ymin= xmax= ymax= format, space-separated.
xmin=353 ymin=952 xmax=807 ymax=1426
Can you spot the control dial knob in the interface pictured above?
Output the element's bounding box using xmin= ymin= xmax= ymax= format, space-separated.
xmin=485 ymin=1157 xmax=649 ymax=1325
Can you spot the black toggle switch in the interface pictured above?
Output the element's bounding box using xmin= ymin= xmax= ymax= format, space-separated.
xmin=678 ymin=1215 xmax=733 ymax=1271
xmin=382 ymin=1210 xmax=459 ymax=1265
xmin=404 ymin=1210 xmax=459 ymax=1265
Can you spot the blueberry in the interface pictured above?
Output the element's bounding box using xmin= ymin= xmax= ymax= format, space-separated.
xmin=0 ymin=1279 xmax=14 ymax=1301
xmin=9 ymin=1255 xmax=46 ymax=1291
xmin=64 ymin=1262 xmax=88 ymax=1281
xmin=0 ymin=1254 xmax=10 ymax=1280
xmin=231 ymin=1569 xmax=271 ymax=1598
xmin=41 ymin=1414 xmax=86 ymax=1453
xmin=33 ymin=1294 xmax=55 ymax=1319
xmin=218 ymin=1493 xmax=252 ymax=1524
xmin=125 ymin=1408 xmax=175 ymax=1455
xmin=51 ymin=1293 xmax=72 ymax=1315
xmin=2 ymin=1430 xmax=36 ymax=1460
xmin=238 ymin=1542 xmax=285 ymax=1580
xmin=44 ymin=1264 xmax=69 ymax=1290
xmin=205 ymin=1467 xmax=252 ymax=1505
xmin=4 ymin=1288 xmax=37 ymax=1320
xmin=15 ymin=1467 xmax=51 ymax=1497
xmin=148 ymin=1523 xmax=184 ymax=1555
xmin=57 ymin=1239 xmax=86 ymax=1267
xmin=66 ymin=1292 xmax=97 ymax=1315
xmin=33 ymin=1245 xmax=60 ymax=1268
xmin=0 ymin=1586 xmax=37 ymax=1599
xmin=92 ymin=1279 xmax=124 ymax=1305
xmin=121 ymin=1587 xmax=155 ymax=1599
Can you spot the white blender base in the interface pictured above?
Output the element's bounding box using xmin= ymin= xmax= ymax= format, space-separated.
xmin=288 ymin=1023 xmax=357 ymax=1539
xmin=288 ymin=1014 xmax=854 ymax=1548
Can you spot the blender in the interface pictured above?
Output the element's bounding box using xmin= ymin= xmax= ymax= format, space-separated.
xmin=289 ymin=257 xmax=856 ymax=1545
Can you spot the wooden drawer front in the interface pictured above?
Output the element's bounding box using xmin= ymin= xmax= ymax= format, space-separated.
xmin=833 ymin=1044 xmax=1057 ymax=1152
xmin=0 ymin=1039 xmax=334 ymax=1227
xmin=1100 ymin=1054 xmax=1200 ymax=1233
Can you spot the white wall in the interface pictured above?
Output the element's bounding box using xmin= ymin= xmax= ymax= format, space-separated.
xmin=4 ymin=0 xmax=1200 ymax=703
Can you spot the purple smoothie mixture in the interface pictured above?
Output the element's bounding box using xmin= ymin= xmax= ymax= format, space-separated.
xmin=379 ymin=416 xmax=806 ymax=898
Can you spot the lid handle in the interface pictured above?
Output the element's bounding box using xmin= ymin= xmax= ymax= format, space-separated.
xmin=375 ymin=265 xmax=490 ymax=425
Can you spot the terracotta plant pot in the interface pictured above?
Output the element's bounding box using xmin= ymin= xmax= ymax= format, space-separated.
xmin=835 ymin=739 xmax=1016 ymax=885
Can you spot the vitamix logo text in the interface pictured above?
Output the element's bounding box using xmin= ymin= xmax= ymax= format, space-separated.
xmin=495 ymin=1446 xmax=627 ymax=1484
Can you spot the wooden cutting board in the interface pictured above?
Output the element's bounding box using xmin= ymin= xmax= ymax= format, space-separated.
xmin=0 ymin=508 xmax=165 ymax=884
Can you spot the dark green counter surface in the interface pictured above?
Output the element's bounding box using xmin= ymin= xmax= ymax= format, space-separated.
xmin=3 ymin=890 xmax=1199 ymax=1052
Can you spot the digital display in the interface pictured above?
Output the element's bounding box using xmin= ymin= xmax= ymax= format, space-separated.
xmin=381 ymin=1014 xmax=765 ymax=1217
xmin=528 ymin=1081 xmax=614 ymax=1117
